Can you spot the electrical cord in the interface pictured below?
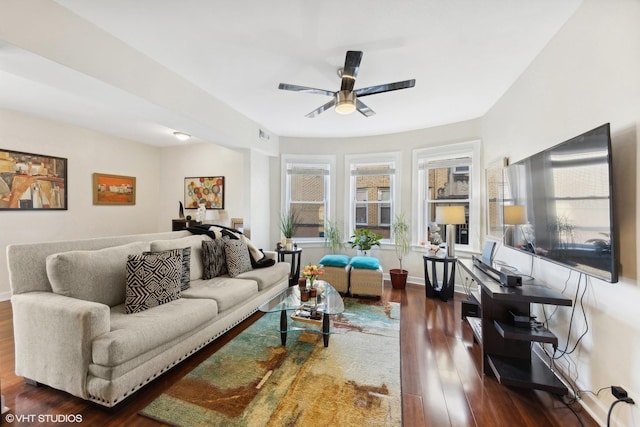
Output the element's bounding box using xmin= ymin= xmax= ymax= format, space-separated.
xmin=545 ymin=269 xmax=573 ymax=321
xmin=607 ymin=397 xmax=635 ymax=427
xmin=560 ymin=395 xmax=585 ymax=427
xmin=553 ymin=273 xmax=590 ymax=358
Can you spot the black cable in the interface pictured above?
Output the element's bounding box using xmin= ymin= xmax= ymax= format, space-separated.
xmin=607 ymin=398 xmax=635 ymax=427
xmin=546 ymin=269 xmax=573 ymax=321
xmin=560 ymin=395 xmax=585 ymax=427
xmin=554 ymin=273 xmax=590 ymax=358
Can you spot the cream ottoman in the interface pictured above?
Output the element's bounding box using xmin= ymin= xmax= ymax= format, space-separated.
xmin=318 ymin=254 xmax=351 ymax=294
xmin=348 ymin=256 xmax=383 ymax=298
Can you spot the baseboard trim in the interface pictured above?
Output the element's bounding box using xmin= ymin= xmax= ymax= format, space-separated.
xmin=0 ymin=291 xmax=11 ymax=302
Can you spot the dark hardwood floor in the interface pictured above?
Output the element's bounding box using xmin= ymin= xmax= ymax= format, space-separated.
xmin=0 ymin=284 xmax=598 ymax=426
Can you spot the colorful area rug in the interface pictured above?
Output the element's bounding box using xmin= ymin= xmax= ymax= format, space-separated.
xmin=140 ymin=298 xmax=401 ymax=426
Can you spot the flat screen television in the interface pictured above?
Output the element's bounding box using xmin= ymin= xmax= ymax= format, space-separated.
xmin=503 ymin=123 xmax=618 ymax=282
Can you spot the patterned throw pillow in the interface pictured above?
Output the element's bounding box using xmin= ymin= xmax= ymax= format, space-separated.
xmin=224 ymin=239 xmax=252 ymax=277
xmin=144 ymin=247 xmax=191 ymax=291
xmin=125 ymin=249 xmax=182 ymax=314
xmin=202 ymin=239 xmax=228 ymax=279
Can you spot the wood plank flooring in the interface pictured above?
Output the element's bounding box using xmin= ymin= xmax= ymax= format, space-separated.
xmin=0 ymin=284 xmax=598 ymax=426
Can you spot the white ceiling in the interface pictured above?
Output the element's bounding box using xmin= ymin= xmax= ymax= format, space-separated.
xmin=0 ymin=0 xmax=582 ymax=147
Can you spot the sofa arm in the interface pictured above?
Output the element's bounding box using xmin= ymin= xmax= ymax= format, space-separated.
xmin=11 ymin=292 xmax=110 ymax=399
xmin=263 ymin=250 xmax=277 ymax=262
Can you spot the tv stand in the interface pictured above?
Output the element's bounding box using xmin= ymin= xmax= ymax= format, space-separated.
xmin=458 ymin=259 xmax=572 ymax=395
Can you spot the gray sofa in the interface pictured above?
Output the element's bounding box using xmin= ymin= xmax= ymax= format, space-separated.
xmin=6 ymin=230 xmax=289 ymax=407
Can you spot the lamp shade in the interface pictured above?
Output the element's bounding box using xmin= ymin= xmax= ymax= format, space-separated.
xmin=504 ymin=205 xmax=526 ymax=225
xmin=435 ymin=206 xmax=465 ymax=225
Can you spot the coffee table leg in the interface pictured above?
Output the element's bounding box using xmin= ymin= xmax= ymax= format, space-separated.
xmin=322 ymin=312 xmax=330 ymax=347
xmin=280 ymin=310 xmax=288 ymax=345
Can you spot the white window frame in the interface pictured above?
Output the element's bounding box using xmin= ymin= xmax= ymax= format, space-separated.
xmin=281 ymin=154 xmax=336 ymax=242
xmin=345 ymin=152 xmax=401 ymax=243
xmin=412 ymin=140 xmax=481 ymax=253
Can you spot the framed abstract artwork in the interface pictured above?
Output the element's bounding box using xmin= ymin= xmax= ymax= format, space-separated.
xmin=93 ymin=173 xmax=136 ymax=205
xmin=184 ymin=176 xmax=225 ymax=209
xmin=0 ymin=148 xmax=67 ymax=210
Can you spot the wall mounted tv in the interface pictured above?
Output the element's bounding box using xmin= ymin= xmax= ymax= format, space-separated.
xmin=504 ymin=123 xmax=618 ymax=282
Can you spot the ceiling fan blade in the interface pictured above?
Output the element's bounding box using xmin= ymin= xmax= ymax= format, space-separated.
xmin=278 ymin=83 xmax=335 ymax=97
xmin=354 ymin=79 xmax=416 ymax=97
xmin=356 ymin=99 xmax=376 ymax=117
xmin=305 ymin=98 xmax=337 ymax=118
xmin=340 ymin=50 xmax=363 ymax=92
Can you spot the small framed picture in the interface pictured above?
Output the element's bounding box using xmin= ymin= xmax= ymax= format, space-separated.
xmin=231 ymin=218 xmax=244 ymax=231
xmin=184 ymin=176 xmax=224 ymax=209
xmin=93 ymin=173 xmax=136 ymax=205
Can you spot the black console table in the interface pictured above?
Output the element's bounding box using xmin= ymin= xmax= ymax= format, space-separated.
xmin=457 ymin=258 xmax=572 ymax=395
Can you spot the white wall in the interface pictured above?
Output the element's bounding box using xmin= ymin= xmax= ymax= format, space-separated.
xmin=277 ymin=119 xmax=482 ymax=276
xmin=157 ymin=142 xmax=247 ymax=233
xmin=0 ymin=109 xmax=161 ymax=298
xmin=482 ymin=0 xmax=640 ymax=425
xmin=243 ymin=149 xmax=272 ymax=250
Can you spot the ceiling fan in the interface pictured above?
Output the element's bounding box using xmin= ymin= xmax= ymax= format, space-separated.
xmin=278 ymin=50 xmax=416 ymax=118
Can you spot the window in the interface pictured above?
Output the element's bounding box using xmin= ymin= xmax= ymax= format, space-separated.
xmin=282 ymin=155 xmax=334 ymax=240
xmin=355 ymin=188 xmax=368 ymax=225
xmin=413 ymin=141 xmax=481 ymax=253
xmin=347 ymin=153 xmax=400 ymax=240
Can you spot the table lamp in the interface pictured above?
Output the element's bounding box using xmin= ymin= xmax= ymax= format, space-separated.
xmin=435 ymin=206 xmax=466 ymax=258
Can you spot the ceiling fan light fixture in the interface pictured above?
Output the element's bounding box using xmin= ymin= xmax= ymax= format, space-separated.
xmin=335 ymin=90 xmax=356 ymax=115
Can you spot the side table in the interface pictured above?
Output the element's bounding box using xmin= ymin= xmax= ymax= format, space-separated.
xmin=423 ymin=255 xmax=457 ymax=301
xmin=277 ymin=248 xmax=302 ymax=287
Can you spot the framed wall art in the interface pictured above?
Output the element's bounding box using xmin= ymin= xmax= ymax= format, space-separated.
xmin=93 ymin=173 xmax=136 ymax=205
xmin=0 ymin=148 xmax=67 ymax=210
xmin=231 ymin=217 xmax=244 ymax=231
xmin=184 ymin=176 xmax=224 ymax=209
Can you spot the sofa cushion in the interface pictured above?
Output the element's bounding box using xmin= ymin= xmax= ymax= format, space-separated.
xmin=145 ymin=247 xmax=191 ymax=291
xmin=235 ymin=262 xmax=290 ymax=291
xmin=46 ymin=241 xmax=151 ymax=307
xmin=125 ymin=250 xmax=182 ymax=314
xmin=350 ymin=256 xmax=381 ymax=270
xmin=224 ymin=239 xmax=252 ymax=277
xmin=319 ymin=254 xmax=350 ymax=267
xmin=182 ymin=277 xmax=259 ymax=312
xmin=92 ymin=298 xmax=218 ymax=366
xmin=202 ymin=239 xmax=228 ymax=279
xmin=150 ymin=235 xmax=209 ymax=281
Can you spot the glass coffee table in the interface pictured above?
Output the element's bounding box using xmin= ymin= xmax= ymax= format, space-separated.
xmin=258 ymin=281 xmax=344 ymax=347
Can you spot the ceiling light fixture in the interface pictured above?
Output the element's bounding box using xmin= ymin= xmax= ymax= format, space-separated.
xmin=173 ymin=131 xmax=191 ymax=141
xmin=335 ymin=90 xmax=356 ymax=115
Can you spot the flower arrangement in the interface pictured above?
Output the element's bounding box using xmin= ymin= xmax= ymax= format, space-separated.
xmin=302 ymin=263 xmax=324 ymax=287
xmin=348 ymin=229 xmax=382 ymax=253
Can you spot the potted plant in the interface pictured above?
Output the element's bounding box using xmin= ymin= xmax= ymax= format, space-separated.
xmin=323 ymin=219 xmax=343 ymax=253
xmin=279 ymin=210 xmax=299 ymax=250
xmin=390 ymin=212 xmax=410 ymax=289
xmin=348 ymin=228 xmax=382 ymax=256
